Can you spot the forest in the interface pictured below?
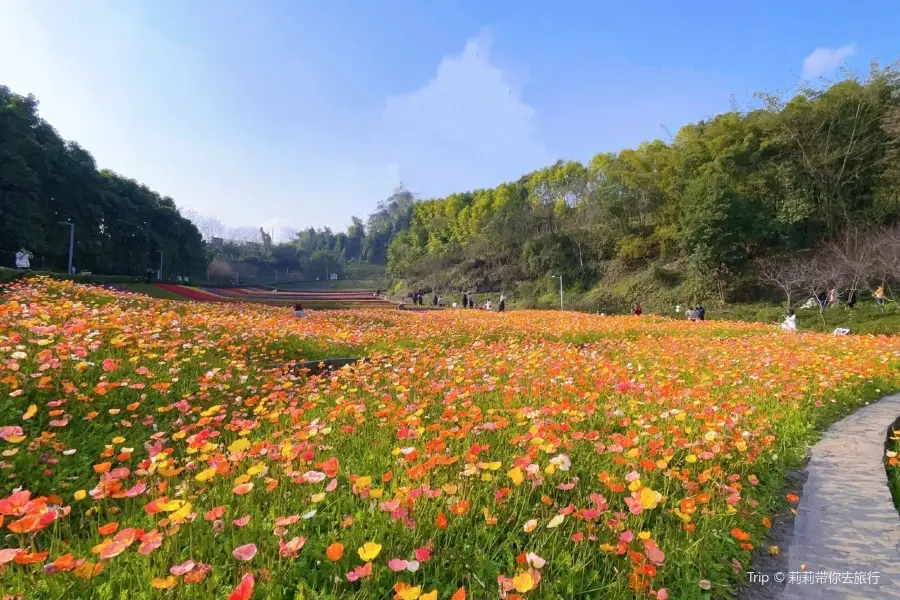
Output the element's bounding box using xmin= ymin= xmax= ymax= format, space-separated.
xmin=0 ymin=86 xmax=206 ymax=277
xmin=4 ymin=62 xmax=900 ymax=305
xmin=386 ymin=62 xmax=900 ymax=308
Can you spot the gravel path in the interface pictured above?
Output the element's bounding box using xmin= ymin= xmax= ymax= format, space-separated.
xmin=743 ymin=394 xmax=900 ymax=599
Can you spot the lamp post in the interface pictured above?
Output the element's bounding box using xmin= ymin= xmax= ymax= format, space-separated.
xmin=156 ymin=250 xmax=164 ymax=280
xmin=58 ymin=220 xmax=74 ymax=274
xmin=552 ymin=275 xmax=563 ymax=310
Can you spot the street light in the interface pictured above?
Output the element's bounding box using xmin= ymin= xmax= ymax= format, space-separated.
xmin=552 ymin=275 xmax=563 ymax=310
xmin=58 ymin=219 xmax=74 ymax=274
xmin=156 ymin=250 xmax=164 ymax=280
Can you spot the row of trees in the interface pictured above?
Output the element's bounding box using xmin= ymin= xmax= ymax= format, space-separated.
xmin=188 ymin=189 xmax=412 ymax=282
xmin=386 ymin=63 xmax=900 ymax=303
xmin=0 ymin=86 xmax=206 ymax=277
xmin=758 ymin=224 xmax=900 ymax=314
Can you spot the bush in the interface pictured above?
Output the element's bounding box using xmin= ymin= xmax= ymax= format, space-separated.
xmin=0 ymin=267 xmax=25 ymax=284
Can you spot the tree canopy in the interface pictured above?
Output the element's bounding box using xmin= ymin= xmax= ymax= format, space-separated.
xmin=386 ymin=63 xmax=900 ymax=302
xmin=0 ymin=86 xmax=205 ymax=276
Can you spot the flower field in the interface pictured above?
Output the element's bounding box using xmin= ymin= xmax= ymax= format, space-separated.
xmin=149 ymin=285 xmax=395 ymax=309
xmin=1 ymin=278 xmax=898 ymax=600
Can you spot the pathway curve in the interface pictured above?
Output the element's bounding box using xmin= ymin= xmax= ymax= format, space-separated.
xmin=751 ymin=394 xmax=900 ymax=599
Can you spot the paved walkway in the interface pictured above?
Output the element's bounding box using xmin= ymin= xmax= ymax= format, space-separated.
xmin=778 ymin=394 xmax=900 ymax=599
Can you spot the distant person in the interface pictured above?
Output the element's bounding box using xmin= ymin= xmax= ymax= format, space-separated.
xmin=146 ymin=269 xmax=154 ymax=284
xmin=687 ymin=307 xmax=697 ymax=321
xmin=828 ymin=288 xmax=838 ymax=308
xmin=14 ymin=248 xmax=31 ymax=270
xmin=874 ymin=286 xmax=886 ymax=306
xmin=632 ymin=304 xmax=642 ymax=316
xmin=438 ymin=296 xmax=445 ymax=307
xmin=847 ymin=290 xmax=857 ymax=309
xmin=781 ymin=309 xmax=797 ymax=332
xmin=432 ymin=294 xmax=438 ymax=307
xmin=499 ymin=294 xmax=507 ymax=312
xmin=468 ymin=296 xmax=475 ymax=309
xmin=698 ymin=305 xmax=705 ymax=321
xmin=485 ymin=299 xmax=492 ymax=311
xmin=462 ymin=293 xmax=468 ymax=308
xmin=293 ymin=303 xmax=307 ymax=317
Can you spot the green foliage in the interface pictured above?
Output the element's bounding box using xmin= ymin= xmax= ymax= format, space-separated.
xmin=383 ymin=65 xmax=900 ymax=303
xmin=0 ymin=86 xmax=205 ymax=277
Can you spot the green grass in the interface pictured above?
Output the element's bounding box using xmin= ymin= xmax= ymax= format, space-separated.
xmin=705 ymin=302 xmax=900 ymax=335
xmin=117 ymin=283 xmax=186 ymax=300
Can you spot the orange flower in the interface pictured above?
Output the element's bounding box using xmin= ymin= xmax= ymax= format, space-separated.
xmin=98 ymin=522 xmax=119 ymax=535
xmin=325 ymin=542 xmax=344 ymax=561
xmin=450 ymin=500 xmax=470 ymax=515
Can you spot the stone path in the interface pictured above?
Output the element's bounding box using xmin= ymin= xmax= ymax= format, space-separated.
xmin=766 ymin=394 xmax=900 ymax=599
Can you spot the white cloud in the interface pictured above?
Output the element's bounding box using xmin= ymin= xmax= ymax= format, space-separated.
xmin=801 ymin=44 xmax=857 ymax=80
xmin=375 ymin=31 xmax=552 ymax=198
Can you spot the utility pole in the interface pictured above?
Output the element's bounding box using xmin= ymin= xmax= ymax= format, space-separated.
xmin=553 ymin=275 xmax=563 ymax=310
xmin=58 ymin=219 xmax=74 ymax=274
xmin=156 ymin=250 xmax=164 ymax=280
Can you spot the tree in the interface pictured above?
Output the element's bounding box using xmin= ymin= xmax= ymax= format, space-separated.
xmin=756 ymin=256 xmax=806 ymax=308
xmin=0 ymin=85 xmax=205 ymax=277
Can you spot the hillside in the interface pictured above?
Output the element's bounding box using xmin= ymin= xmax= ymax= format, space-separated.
xmin=385 ymin=64 xmax=900 ymax=310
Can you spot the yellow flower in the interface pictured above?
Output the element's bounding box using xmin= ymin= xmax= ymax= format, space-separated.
xmin=419 ymin=591 xmax=437 ymax=600
xmin=358 ymin=542 xmax=382 ymax=562
xmin=546 ymin=514 xmax=565 ymax=529
xmin=355 ymin=476 xmax=372 ymax=488
xmin=74 ymin=490 xmax=87 ymax=501
xmin=507 ymin=467 xmax=524 ymax=486
xmin=170 ymin=502 xmax=193 ymax=523
xmin=157 ymin=499 xmax=187 ymax=512
xmin=150 ymin=576 xmax=177 ymax=590
xmin=512 ymin=571 xmax=535 ymax=593
xmin=228 ymin=438 xmax=250 ymax=454
xmin=639 ymin=487 xmax=662 ymax=510
xmin=396 ymin=585 xmax=422 ymax=600
xmin=195 ymin=467 xmax=217 ymax=482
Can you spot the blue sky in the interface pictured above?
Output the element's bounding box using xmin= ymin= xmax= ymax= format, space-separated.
xmin=2 ymin=1 xmax=897 ymax=238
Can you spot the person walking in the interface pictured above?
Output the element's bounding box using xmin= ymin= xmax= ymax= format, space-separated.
xmin=499 ymin=294 xmax=507 ymax=312
xmin=874 ymin=286 xmax=886 ymax=307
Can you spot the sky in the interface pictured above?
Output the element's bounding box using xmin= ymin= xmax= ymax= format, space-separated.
xmin=2 ymin=1 xmax=898 ymax=239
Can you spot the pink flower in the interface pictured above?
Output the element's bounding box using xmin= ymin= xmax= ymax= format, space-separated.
xmin=279 ymin=536 xmax=306 ymax=558
xmin=170 ymin=560 xmax=195 ymax=575
xmin=414 ymin=546 xmax=431 ymax=562
xmin=232 ymin=543 xmax=257 ymax=562
xmin=346 ymin=562 xmax=372 ymax=582
xmin=387 ymin=558 xmax=408 ymax=571
xmin=646 ymin=546 xmax=665 ymax=565
xmin=233 ymin=515 xmax=251 ymax=527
